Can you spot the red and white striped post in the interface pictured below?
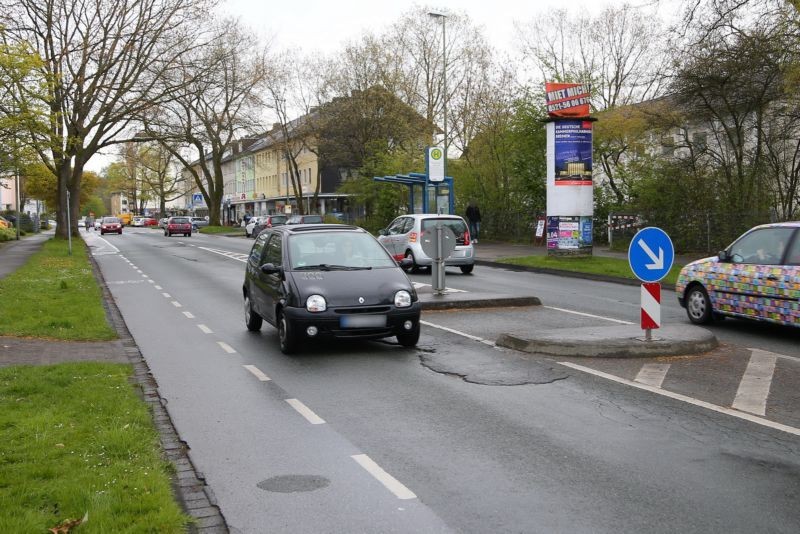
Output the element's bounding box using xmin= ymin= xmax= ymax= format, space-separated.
xmin=640 ymin=282 xmax=661 ymax=340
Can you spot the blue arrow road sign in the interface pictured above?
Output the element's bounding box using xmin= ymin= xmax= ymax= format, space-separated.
xmin=628 ymin=227 xmax=675 ymax=283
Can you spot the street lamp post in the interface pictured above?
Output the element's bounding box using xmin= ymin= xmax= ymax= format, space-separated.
xmin=428 ymin=11 xmax=448 ymax=179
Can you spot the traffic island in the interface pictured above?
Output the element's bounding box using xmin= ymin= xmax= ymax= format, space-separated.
xmin=415 ymin=284 xmax=541 ymax=310
xmin=496 ymin=324 xmax=718 ymax=358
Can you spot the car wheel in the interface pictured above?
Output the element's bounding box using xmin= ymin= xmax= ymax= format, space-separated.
xmin=278 ymin=310 xmax=298 ymax=355
xmin=403 ymin=250 xmax=420 ymax=274
xmin=396 ymin=321 xmax=420 ymax=347
xmin=187 ymin=232 xmax=191 ymax=237
xmin=685 ymin=285 xmax=712 ymax=324
xmin=244 ymin=293 xmax=263 ymax=331
xmin=460 ymin=264 xmax=474 ymax=275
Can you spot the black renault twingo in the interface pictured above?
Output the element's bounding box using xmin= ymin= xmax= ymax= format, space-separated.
xmin=243 ymin=224 xmax=421 ymax=354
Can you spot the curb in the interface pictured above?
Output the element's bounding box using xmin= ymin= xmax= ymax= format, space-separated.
xmin=88 ymin=253 xmax=228 ymax=533
xmin=496 ymin=325 xmax=718 ymax=358
xmin=420 ymin=296 xmax=541 ymax=310
xmin=475 ymin=259 xmax=677 ymax=291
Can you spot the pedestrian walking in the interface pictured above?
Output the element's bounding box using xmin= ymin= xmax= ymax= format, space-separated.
xmin=465 ymin=201 xmax=481 ymax=244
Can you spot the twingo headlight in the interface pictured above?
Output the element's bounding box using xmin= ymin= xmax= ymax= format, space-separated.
xmin=394 ymin=290 xmax=412 ymax=308
xmin=306 ymin=294 xmax=327 ymax=312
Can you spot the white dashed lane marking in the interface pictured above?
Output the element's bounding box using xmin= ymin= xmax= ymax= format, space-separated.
xmin=197 ymin=324 xmax=213 ymax=334
xmin=732 ymin=349 xmax=777 ymax=416
xmin=183 ymin=311 xmax=195 ymax=319
xmin=155 ymin=285 xmax=162 ymax=290
xmin=217 ymin=341 xmax=236 ymax=354
xmin=351 ymin=454 xmax=417 ymax=500
xmin=171 ymin=301 xmax=182 ymax=308
xmin=243 ymin=365 xmax=271 ymax=382
xmin=285 ymin=399 xmax=325 ymax=424
xmin=162 ymin=292 xmax=171 ymax=298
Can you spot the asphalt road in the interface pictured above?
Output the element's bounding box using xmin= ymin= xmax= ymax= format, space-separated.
xmin=89 ymin=229 xmax=800 ymax=534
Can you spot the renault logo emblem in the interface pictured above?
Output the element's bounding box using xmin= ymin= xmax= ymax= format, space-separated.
xmin=358 ymin=297 xmax=365 ymax=304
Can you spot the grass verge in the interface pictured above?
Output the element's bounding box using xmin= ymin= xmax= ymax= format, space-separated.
xmin=199 ymin=225 xmax=243 ymax=235
xmin=0 ymin=362 xmax=190 ymax=532
xmin=498 ymin=254 xmax=683 ymax=286
xmin=0 ymin=238 xmax=116 ymax=340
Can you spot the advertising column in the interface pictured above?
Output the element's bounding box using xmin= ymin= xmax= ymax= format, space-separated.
xmin=545 ymin=82 xmax=594 ymax=256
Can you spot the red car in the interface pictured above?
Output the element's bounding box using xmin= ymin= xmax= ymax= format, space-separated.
xmin=100 ymin=217 xmax=123 ymax=235
xmin=143 ymin=217 xmax=158 ymax=227
xmin=165 ymin=216 xmax=192 ymax=237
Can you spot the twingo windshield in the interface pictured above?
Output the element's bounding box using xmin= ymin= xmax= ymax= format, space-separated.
xmin=288 ymin=232 xmax=396 ymax=270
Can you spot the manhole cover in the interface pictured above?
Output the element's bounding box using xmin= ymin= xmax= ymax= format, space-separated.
xmin=257 ymin=475 xmax=330 ymax=493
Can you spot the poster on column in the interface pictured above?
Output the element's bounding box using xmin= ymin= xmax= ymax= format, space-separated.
xmin=547 ymin=216 xmax=593 ymax=251
xmin=554 ymin=120 xmax=593 ymax=186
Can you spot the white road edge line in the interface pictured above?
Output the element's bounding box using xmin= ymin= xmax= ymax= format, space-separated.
xmin=351 ymin=454 xmax=417 ymax=500
xmin=197 ymin=324 xmax=213 ymax=334
xmin=285 ymin=398 xmax=325 ymax=424
xmin=420 ymin=320 xmax=489 ymax=344
xmin=95 ymin=235 xmax=120 ymax=253
xmin=182 ymin=311 xmax=195 ymax=319
xmin=542 ymin=306 xmax=634 ymax=325
xmin=217 ymin=341 xmax=236 ymax=354
xmin=243 ymin=365 xmax=271 ymax=381
xmin=558 ymin=361 xmax=800 ymax=437
xmin=634 ymin=363 xmax=671 ymax=388
xmin=732 ymin=349 xmax=777 ymax=416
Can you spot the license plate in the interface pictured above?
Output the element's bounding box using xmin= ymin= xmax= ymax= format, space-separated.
xmin=340 ymin=315 xmax=386 ymax=328
xmin=452 ymin=249 xmax=465 ymax=257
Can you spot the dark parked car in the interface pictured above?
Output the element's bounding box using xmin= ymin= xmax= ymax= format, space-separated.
xmin=286 ymin=214 xmax=324 ymax=225
xmin=165 ymin=216 xmax=192 ymax=237
xmin=99 ymin=217 xmax=123 ymax=235
xmin=243 ymin=224 xmax=421 ymax=354
xmin=251 ymin=214 xmax=288 ymax=238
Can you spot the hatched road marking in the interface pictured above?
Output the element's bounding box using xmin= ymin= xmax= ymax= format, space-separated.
xmin=559 ymin=361 xmax=800 ymax=437
xmin=732 ymin=349 xmax=777 ymax=416
xmin=635 ymin=364 xmax=671 ymax=388
xmin=199 ymin=247 xmax=249 ymax=263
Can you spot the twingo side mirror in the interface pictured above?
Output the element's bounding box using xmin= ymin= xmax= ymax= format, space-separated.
xmin=398 ymin=257 xmax=413 ymax=269
xmin=260 ymin=263 xmax=281 ymax=275
xmin=378 ymin=228 xmax=388 ymax=236
xmin=717 ymin=250 xmax=730 ymax=262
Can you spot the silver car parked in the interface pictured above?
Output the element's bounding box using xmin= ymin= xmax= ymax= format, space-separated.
xmin=377 ymin=214 xmax=475 ymax=274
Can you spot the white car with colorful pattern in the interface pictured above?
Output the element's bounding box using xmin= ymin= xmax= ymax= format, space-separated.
xmin=676 ymin=222 xmax=800 ymax=327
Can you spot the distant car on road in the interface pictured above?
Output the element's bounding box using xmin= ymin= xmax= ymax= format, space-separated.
xmin=251 ymin=214 xmax=287 ymax=238
xmin=286 ymin=214 xmax=323 ymax=225
xmin=377 ymin=214 xmax=475 ymax=274
xmin=94 ymin=219 xmax=102 ymax=230
xmin=242 ymin=224 xmax=421 ymax=354
xmin=158 ymin=217 xmax=169 ymax=228
xmin=245 ymin=216 xmax=265 ymax=238
xmin=165 ymin=216 xmax=192 ymax=237
xmin=143 ymin=217 xmax=158 ymax=227
xmin=190 ymin=217 xmax=208 ymax=230
xmin=676 ymin=222 xmax=800 ymax=328
xmin=99 ymin=217 xmax=123 ymax=235
xmin=0 ymin=215 xmax=10 ymax=229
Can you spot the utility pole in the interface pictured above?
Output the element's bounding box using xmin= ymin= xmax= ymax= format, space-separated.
xmin=428 ymin=11 xmax=448 ymax=179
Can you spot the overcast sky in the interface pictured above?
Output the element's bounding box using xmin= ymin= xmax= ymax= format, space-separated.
xmin=217 ymin=0 xmax=670 ymax=58
xmin=87 ymin=0 xmax=673 ymax=172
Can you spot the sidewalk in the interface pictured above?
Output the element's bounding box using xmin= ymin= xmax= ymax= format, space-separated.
xmin=0 ymin=231 xmax=52 ymax=279
xmin=473 ymin=240 xmax=702 ymax=266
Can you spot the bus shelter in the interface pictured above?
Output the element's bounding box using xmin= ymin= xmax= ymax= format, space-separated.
xmin=373 ymin=172 xmax=454 ymax=215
